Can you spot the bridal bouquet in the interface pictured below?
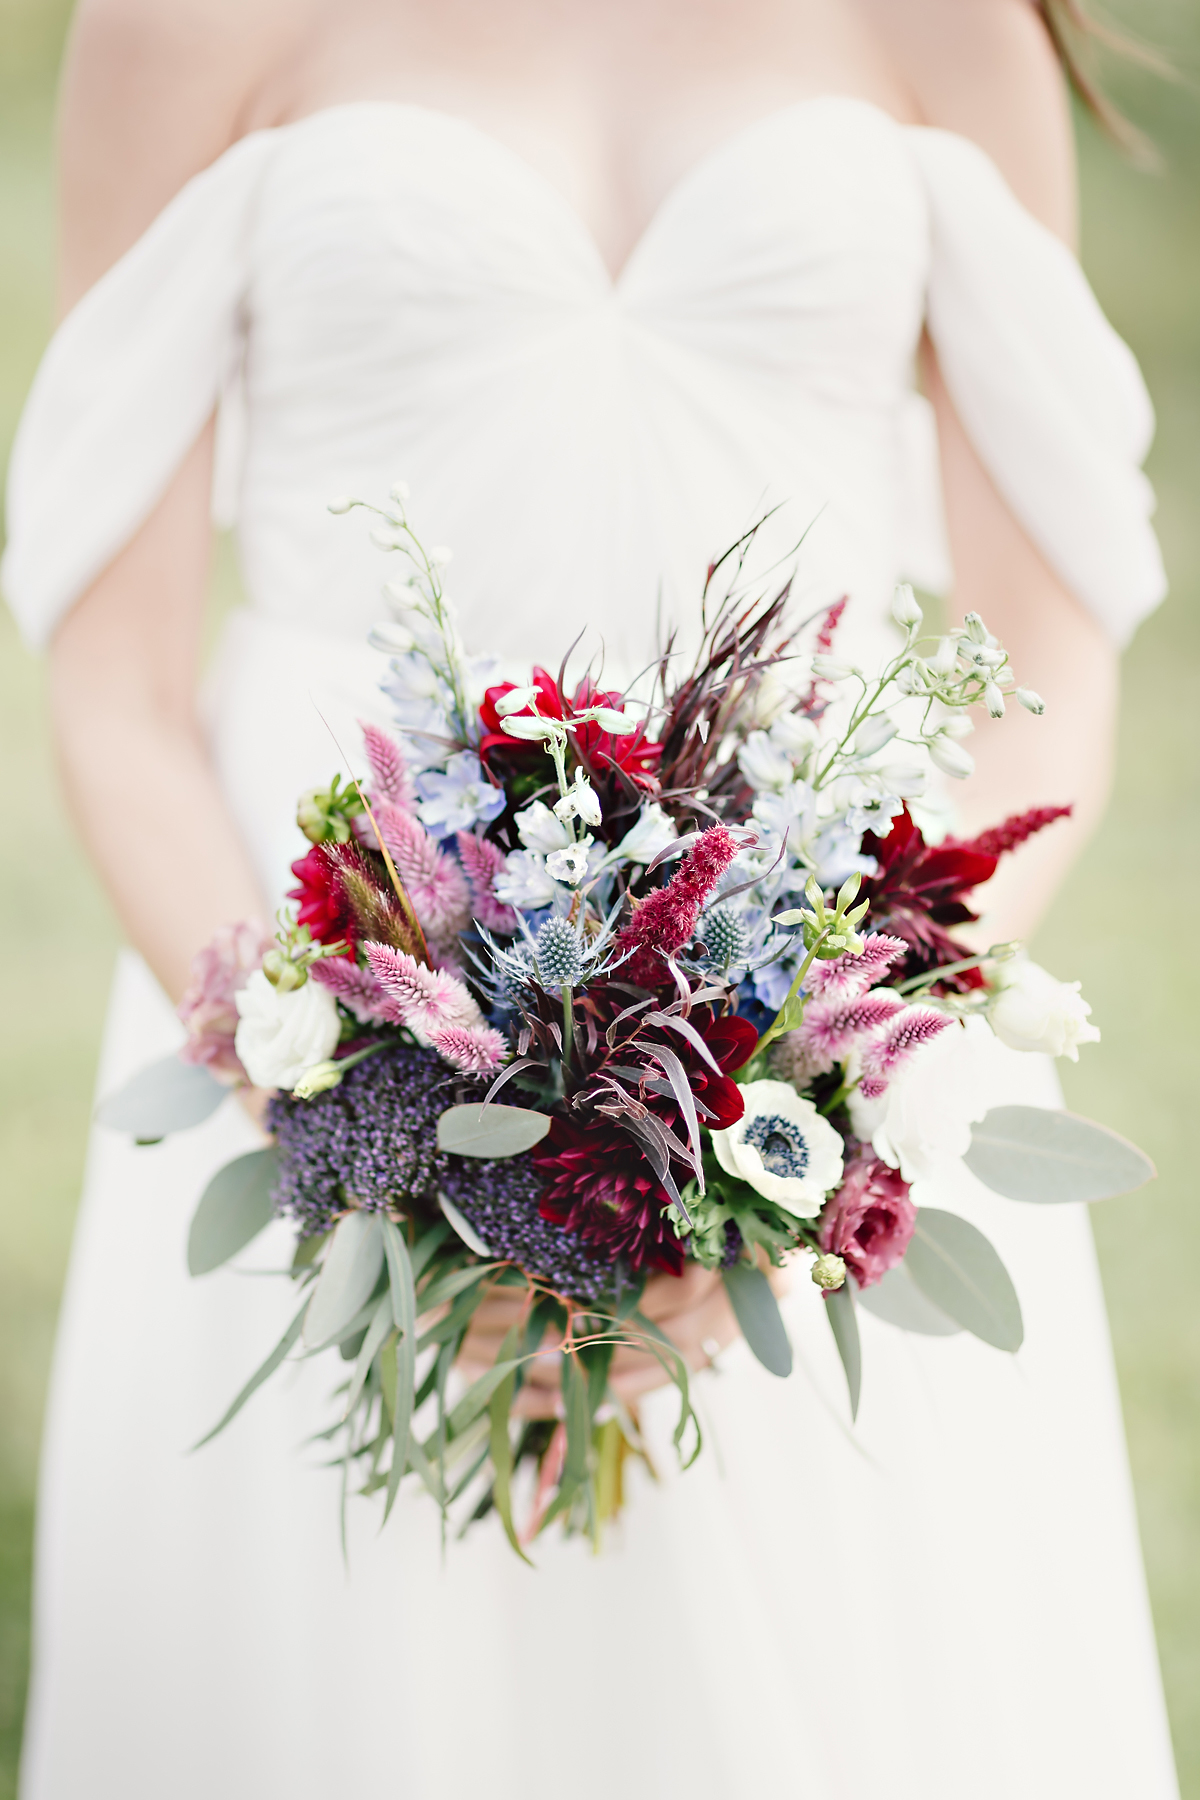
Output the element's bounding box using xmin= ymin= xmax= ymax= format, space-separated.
xmin=100 ymin=492 xmax=1154 ymax=1556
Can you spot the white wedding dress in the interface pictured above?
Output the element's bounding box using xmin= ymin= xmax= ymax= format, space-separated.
xmin=3 ymin=97 xmax=1178 ymax=1798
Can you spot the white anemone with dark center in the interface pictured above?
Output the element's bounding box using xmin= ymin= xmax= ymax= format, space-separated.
xmin=712 ymin=1079 xmax=845 ymax=1216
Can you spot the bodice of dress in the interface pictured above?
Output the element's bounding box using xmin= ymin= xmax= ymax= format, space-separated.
xmin=3 ymin=95 xmax=1166 ymax=672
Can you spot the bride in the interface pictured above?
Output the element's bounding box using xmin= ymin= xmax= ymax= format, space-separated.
xmin=3 ymin=0 xmax=1180 ymax=1794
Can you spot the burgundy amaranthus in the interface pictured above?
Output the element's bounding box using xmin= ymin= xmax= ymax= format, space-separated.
xmin=616 ymin=825 xmax=738 ymax=988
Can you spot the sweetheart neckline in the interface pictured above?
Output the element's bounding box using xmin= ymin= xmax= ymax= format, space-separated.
xmin=254 ymin=92 xmax=921 ymax=289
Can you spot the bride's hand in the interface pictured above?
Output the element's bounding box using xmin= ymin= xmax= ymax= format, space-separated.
xmin=456 ymin=1263 xmax=754 ymax=1420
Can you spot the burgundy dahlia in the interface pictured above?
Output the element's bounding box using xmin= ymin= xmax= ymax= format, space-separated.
xmin=533 ymin=1116 xmax=684 ymax=1275
xmin=818 ymin=1153 xmax=916 ymax=1289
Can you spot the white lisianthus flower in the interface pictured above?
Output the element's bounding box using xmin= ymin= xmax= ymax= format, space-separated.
xmin=738 ymin=729 xmax=794 ymax=791
xmin=989 ymin=959 xmax=1100 ymax=1061
xmin=712 ymin=1080 xmax=845 ymax=1217
xmin=234 ymin=971 xmax=341 ymax=1092
xmin=615 ymin=803 xmax=677 ymax=865
xmin=493 ymin=850 xmax=558 ymax=910
xmin=515 ymin=800 xmax=571 ymax=854
xmin=848 ymin=1015 xmax=997 ymax=1183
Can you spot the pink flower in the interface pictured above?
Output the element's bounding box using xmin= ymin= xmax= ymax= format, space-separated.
xmin=857 ymin=1006 xmax=952 ymax=1100
xmin=804 ymin=932 xmax=907 ymax=1001
xmin=456 ymin=830 xmax=518 ymax=934
xmin=431 ymin=1023 xmax=509 ymax=1075
xmin=819 ymin=1153 xmax=916 ymax=1289
xmin=360 ymin=720 xmax=416 ymax=811
xmin=363 ymin=942 xmax=483 ymax=1035
xmin=308 ymin=956 xmax=392 ymax=1024
xmin=373 ymin=799 xmax=471 ymax=966
xmin=616 ymin=825 xmax=739 ymax=988
xmin=177 ymin=921 xmax=273 ymax=1083
xmin=775 ymin=990 xmax=905 ymax=1084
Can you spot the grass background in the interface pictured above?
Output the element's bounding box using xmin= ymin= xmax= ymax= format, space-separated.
xmin=0 ymin=0 xmax=1198 ymax=1791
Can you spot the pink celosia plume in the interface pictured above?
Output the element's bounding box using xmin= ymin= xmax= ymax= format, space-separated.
xmin=857 ymin=1006 xmax=952 ymax=1099
xmin=616 ymin=825 xmax=739 ymax=988
xmin=309 ymin=956 xmax=392 ymax=1024
xmin=431 ymin=1023 xmax=509 ymax=1075
xmin=360 ymin=720 xmax=416 ymax=811
xmin=456 ymin=830 xmax=518 ymax=934
xmin=374 ymin=799 xmax=471 ymax=965
xmin=177 ymin=920 xmax=273 ymax=1083
xmin=364 ymin=942 xmax=483 ymax=1035
xmin=804 ymin=932 xmax=907 ymax=1001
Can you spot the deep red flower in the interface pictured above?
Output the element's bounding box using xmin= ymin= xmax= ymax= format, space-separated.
xmin=478 ymin=667 xmax=662 ymax=786
xmin=818 ymin=1154 xmax=916 ymax=1289
xmin=288 ymin=845 xmax=358 ymax=951
xmin=533 ymin=1115 xmax=685 ymax=1274
xmin=615 ymin=825 xmax=739 ymax=988
xmin=648 ymin=1010 xmax=757 ymax=1130
xmin=860 ymin=806 xmax=1072 ymax=991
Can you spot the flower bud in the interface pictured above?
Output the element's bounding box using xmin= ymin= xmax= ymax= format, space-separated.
xmin=291 ymin=1060 xmax=346 ymax=1100
xmin=983 ymin=681 xmax=1006 ymax=718
xmin=585 ymin=706 xmax=638 ymax=735
xmin=929 ymin=637 xmax=957 ymax=676
xmin=495 ymin=686 xmax=541 ymax=717
xmin=811 ymin=1253 xmax=847 ymax=1291
xmin=939 ymin=713 xmax=974 ymax=740
xmin=891 ymin=583 xmax=923 ymax=629
xmin=1017 ymin=687 xmax=1046 ymax=715
xmin=388 ymin=478 xmax=411 ymax=505
xmin=370 ymin=526 xmax=405 ymax=551
xmin=429 ymin=544 xmax=453 ymax=567
xmin=811 ymin=655 xmax=856 ymax=680
xmin=367 ymin=621 xmax=416 ymax=656
xmin=262 ymin=948 xmax=305 ymax=991
xmin=962 ymin=611 xmax=989 ymax=644
xmin=327 ymin=495 xmax=355 ymax=514
xmin=927 ymin=735 xmax=976 ymax=780
xmin=853 ymin=713 xmax=898 ymax=757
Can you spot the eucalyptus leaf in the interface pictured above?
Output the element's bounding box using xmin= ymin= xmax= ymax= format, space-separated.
xmin=437 ymin=1102 xmax=552 ymax=1158
xmin=445 ymin=1358 xmax=525 ymax=1437
xmin=343 ymin=1293 xmax=396 ymax=1420
xmin=438 ymin=1190 xmax=494 ymax=1256
xmin=187 ymin=1148 xmax=279 ymax=1276
xmin=302 ymin=1211 xmax=385 ymax=1349
xmin=906 ymin=1209 xmax=1023 ymax=1352
xmin=382 ymin=1221 xmax=418 ymax=1523
xmin=722 ymin=1263 xmax=793 ymax=1378
xmin=824 ymin=1282 xmax=861 ymax=1418
xmin=193 ymin=1294 xmax=309 ymax=1448
xmin=964 ymin=1105 xmax=1156 ymax=1204
xmin=488 ymin=1325 xmax=532 ymax=1564
xmin=857 ymin=1262 xmax=962 ymax=1337
xmin=96 ymin=1055 xmax=228 ymax=1138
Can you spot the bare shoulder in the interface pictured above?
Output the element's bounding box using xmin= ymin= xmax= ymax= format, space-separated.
xmin=57 ymin=0 xmax=307 ymax=306
xmin=855 ymin=0 xmax=1077 ymax=242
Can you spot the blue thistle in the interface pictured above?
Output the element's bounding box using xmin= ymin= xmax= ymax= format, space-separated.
xmin=535 ymin=915 xmax=586 ymax=986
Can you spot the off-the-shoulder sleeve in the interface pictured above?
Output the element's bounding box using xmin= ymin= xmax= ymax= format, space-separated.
xmin=1 ymin=129 xmax=280 ymax=650
xmin=909 ymin=128 xmax=1166 ymax=648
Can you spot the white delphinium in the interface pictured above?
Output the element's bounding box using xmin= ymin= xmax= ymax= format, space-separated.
xmin=614 ymin=803 xmax=677 ymax=866
xmin=493 ymin=850 xmax=559 ymax=910
xmin=738 ymin=729 xmax=795 ymax=792
xmin=514 ymin=800 xmax=571 ymax=855
xmin=415 ymin=751 xmax=505 ymax=837
xmin=553 ymin=771 xmax=602 ymax=828
xmin=545 ymin=839 xmax=594 ymax=886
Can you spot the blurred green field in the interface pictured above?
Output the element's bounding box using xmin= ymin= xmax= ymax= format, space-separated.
xmin=1 ymin=2 xmax=1198 ymax=1794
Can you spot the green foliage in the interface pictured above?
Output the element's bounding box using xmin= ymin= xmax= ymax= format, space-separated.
xmin=965 ymin=1106 xmax=1156 ymax=1204
xmin=905 ymin=1211 xmax=1024 ymax=1353
xmin=824 ymin=1281 xmax=861 ymax=1419
xmin=722 ymin=1263 xmax=794 ymax=1378
xmin=187 ymin=1148 xmax=279 ymax=1275
xmin=436 ymin=1102 xmax=552 ymax=1157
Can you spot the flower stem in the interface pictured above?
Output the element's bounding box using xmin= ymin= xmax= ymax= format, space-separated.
xmin=755 ymin=926 xmax=831 ymax=1059
xmin=561 ymin=984 xmax=573 ymax=1073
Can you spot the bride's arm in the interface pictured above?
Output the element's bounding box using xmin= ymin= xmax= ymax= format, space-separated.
xmin=864 ymin=0 xmax=1121 ymax=943
xmin=48 ymin=0 xmax=301 ymax=995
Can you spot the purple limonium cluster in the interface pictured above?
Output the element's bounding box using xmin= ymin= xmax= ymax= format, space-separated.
xmin=440 ymin=1156 xmax=621 ymax=1306
xmin=268 ymin=1044 xmax=451 ymax=1236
